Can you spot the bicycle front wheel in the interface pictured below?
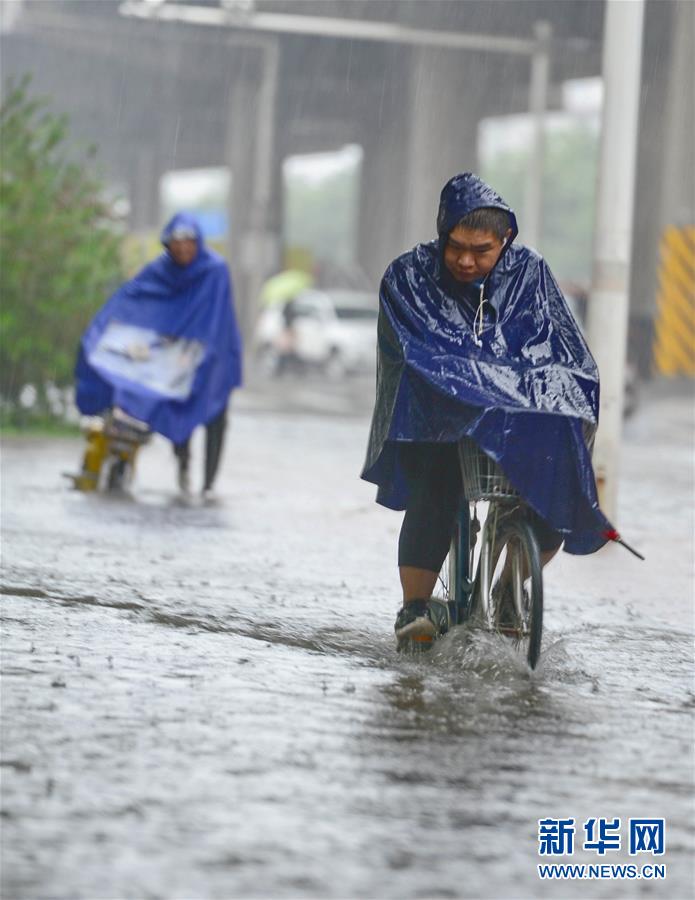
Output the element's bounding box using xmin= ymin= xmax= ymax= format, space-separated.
xmin=480 ymin=512 xmax=543 ymax=669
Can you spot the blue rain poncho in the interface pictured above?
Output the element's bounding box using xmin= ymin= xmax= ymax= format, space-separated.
xmin=361 ymin=173 xmax=612 ymax=555
xmin=75 ymin=213 xmax=242 ymax=444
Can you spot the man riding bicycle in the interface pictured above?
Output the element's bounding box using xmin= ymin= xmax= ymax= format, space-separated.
xmin=361 ymin=173 xmax=613 ymax=650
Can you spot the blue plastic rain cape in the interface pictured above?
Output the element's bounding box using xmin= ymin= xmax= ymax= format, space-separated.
xmin=75 ymin=213 xmax=242 ymax=444
xmin=361 ymin=173 xmax=612 ymax=555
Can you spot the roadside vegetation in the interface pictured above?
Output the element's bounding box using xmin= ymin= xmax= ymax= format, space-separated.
xmin=0 ymin=76 xmax=123 ymax=430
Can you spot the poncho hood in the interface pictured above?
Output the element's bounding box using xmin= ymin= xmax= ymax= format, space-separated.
xmin=161 ymin=210 xmax=204 ymax=252
xmin=361 ymin=174 xmax=612 ymax=555
xmin=437 ymin=171 xmax=519 ymax=243
xmin=75 ymin=213 xmax=242 ymax=444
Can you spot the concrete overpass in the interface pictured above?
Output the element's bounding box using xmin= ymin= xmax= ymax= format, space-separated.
xmin=2 ymin=0 xmax=692 ymax=370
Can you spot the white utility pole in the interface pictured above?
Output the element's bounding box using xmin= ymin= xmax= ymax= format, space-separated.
xmin=586 ymin=0 xmax=645 ymax=521
xmin=523 ymin=20 xmax=551 ymax=251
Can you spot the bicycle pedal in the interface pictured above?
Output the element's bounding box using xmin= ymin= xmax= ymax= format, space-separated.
xmin=497 ymin=624 xmax=522 ymax=638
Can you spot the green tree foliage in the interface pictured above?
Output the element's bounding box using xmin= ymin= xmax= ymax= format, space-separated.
xmin=481 ymin=125 xmax=599 ymax=285
xmin=0 ymin=77 xmax=122 ymax=410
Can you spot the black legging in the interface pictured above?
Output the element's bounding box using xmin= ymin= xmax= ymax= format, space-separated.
xmin=398 ymin=443 xmax=463 ymax=573
xmin=173 ymin=407 xmax=227 ymax=490
xmin=397 ymin=441 xmax=562 ymax=573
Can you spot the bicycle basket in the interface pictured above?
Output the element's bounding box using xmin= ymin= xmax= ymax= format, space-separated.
xmin=457 ymin=438 xmax=520 ymax=501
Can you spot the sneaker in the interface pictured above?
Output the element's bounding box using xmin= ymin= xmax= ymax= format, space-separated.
xmin=394 ymin=598 xmax=450 ymax=651
xmin=201 ymin=487 xmax=218 ymax=504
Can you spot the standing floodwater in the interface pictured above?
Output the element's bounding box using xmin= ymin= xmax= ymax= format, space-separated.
xmin=1 ymin=385 xmax=693 ymax=899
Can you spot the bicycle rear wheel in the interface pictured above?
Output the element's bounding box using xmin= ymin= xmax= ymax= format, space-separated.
xmin=479 ymin=512 xmax=543 ymax=669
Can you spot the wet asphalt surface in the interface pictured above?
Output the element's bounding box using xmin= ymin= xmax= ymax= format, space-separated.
xmin=1 ymin=377 xmax=693 ymax=899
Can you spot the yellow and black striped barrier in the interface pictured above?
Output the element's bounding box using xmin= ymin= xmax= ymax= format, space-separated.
xmin=653 ymin=225 xmax=695 ymax=376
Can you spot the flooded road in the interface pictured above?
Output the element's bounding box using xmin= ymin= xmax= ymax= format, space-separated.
xmin=1 ymin=383 xmax=693 ymax=899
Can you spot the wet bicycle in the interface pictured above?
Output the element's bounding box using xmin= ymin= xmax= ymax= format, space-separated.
xmin=443 ymin=438 xmax=544 ymax=669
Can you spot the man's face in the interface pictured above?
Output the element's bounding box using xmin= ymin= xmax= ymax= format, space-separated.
xmin=168 ymin=238 xmax=198 ymax=267
xmin=443 ymin=224 xmax=511 ymax=283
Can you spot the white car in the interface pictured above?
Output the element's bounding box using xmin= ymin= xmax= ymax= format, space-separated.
xmin=254 ymin=289 xmax=378 ymax=377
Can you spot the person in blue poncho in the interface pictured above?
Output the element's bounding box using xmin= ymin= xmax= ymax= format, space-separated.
xmin=361 ymin=173 xmax=617 ymax=648
xmin=75 ymin=213 xmax=242 ymax=498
